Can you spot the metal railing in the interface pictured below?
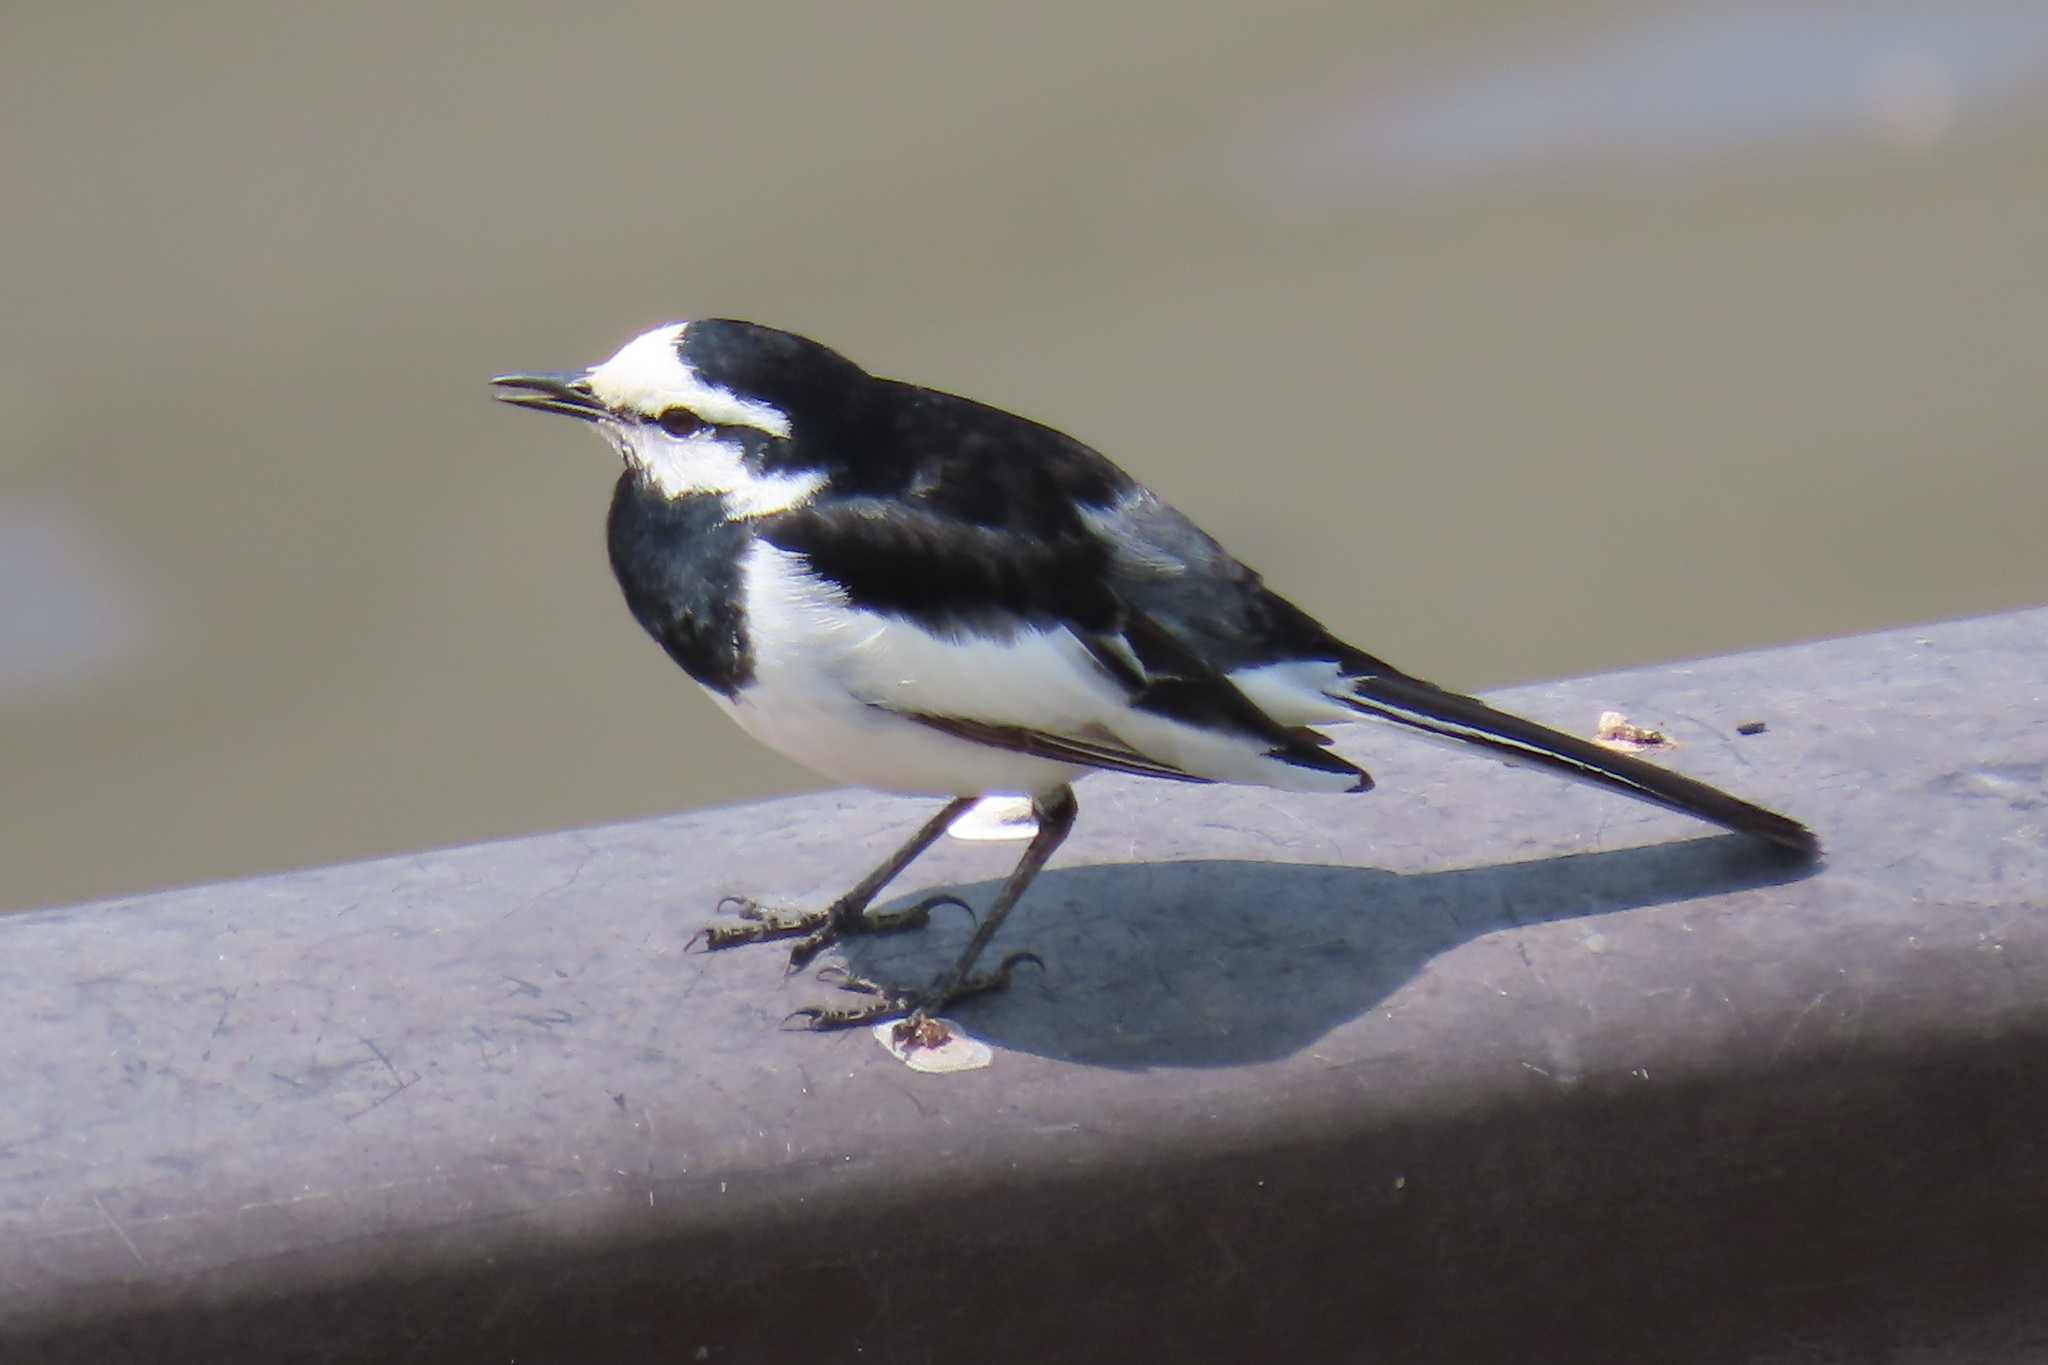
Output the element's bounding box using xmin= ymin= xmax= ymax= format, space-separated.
xmin=4 ymin=607 xmax=2044 ymax=1363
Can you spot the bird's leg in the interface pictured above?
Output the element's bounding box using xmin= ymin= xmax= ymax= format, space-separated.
xmin=697 ymin=796 xmax=977 ymax=969
xmin=792 ymin=786 xmax=1077 ymax=1029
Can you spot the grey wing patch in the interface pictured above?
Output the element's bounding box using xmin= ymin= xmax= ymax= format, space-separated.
xmin=1085 ymin=487 xmax=1365 ymax=674
xmin=890 ymin=710 xmax=1213 ymax=784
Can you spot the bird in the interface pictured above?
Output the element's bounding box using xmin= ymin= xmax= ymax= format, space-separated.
xmin=493 ymin=319 xmax=1817 ymax=1030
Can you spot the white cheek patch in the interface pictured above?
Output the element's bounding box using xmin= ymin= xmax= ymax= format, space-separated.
xmin=633 ymin=429 xmax=825 ymax=517
xmin=585 ymin=322 xmax=793 ymax=438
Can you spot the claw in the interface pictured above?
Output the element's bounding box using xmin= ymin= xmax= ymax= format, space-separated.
xmin=788 ymin=1001 xmax=904 ymax=1030
xmin=903 ymin=893 xmax=978 ymax=928
xmin=862 ymin=892 xmax=972 ymax=935
xmin=996 ymin=950 xmax=1046 ymax=979
xmin=816 ymin=965 xmax=896 ymax=1000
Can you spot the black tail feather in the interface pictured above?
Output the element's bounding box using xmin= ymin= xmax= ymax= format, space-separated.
xmin=1342 ymin=671 xmax=1819 ymax=857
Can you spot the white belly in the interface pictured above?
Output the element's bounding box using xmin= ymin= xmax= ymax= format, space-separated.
xmin=711 ymin=686 xmax=1085 ymax=797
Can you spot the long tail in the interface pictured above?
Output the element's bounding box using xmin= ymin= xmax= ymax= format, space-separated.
xmin=1342 ymin=670 xmax=1819 ymax=857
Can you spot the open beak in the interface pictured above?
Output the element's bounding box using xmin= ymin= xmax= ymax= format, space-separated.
xmin=490 ymin=371 xmax=606 ymax=422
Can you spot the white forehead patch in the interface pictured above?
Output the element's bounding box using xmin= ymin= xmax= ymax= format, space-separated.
xmin=584 ymin=323 xmax=794 ymax=438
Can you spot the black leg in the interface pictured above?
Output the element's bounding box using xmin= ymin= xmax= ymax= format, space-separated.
xmin=697 ymin=796 xmax=977 ymax=968
xmin=792 ymin=786 xmax=1078 ymax=1029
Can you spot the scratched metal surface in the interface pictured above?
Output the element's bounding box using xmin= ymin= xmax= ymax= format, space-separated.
xmin=2 ymin=609 xmax=2045 ymax=1362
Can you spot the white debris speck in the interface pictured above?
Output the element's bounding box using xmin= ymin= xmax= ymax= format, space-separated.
xmin=947 ymin=796 xmax=1038 ymax=842
xmin=874 ymin=1017 xmax=994 ymax=1072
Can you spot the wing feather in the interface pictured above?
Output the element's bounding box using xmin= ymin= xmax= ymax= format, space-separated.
xmin=756 ymin=498 xmax=1369 ymax=790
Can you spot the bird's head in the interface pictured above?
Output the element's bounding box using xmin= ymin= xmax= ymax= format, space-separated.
xmin=493 ymin=319 xmax=866 ymax=511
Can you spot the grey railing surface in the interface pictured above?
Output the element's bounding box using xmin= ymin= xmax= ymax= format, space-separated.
xmin=3 ymin=608 xmax=2044 ymax=1363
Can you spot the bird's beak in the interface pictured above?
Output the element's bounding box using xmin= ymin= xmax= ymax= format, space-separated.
xmin=490 ymin=371 xmax=606 ymax=422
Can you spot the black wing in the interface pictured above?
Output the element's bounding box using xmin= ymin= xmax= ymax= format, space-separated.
xmin=845 ymin=380 xmax=1380 ymax=676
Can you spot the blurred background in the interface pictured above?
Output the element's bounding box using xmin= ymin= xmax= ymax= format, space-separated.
xmin=5 ymin=2 xmax=2046 ymax=914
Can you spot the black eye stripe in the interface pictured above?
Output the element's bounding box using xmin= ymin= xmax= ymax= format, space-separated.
xmin=657 ymin=407 xmax=707 ymax=438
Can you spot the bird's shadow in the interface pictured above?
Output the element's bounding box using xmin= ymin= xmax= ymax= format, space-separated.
xmin=833 ymin=835 xmax=1818 ymax=1069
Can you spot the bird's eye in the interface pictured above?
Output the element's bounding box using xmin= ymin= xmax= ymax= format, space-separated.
xmin=657 ymin=407 xmax=706 ymax=438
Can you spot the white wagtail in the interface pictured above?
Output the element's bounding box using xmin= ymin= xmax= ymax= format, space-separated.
xmin=494 ymin=320 xmax=1816 ymax=1028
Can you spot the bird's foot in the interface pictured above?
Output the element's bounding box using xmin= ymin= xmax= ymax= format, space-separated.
xmin=694 ymin=897 xmax=829 ymax=948
xmin=785 ymin=952 xmax=1044 ymax=1031
xmin=692 ymin=893 xmax=975 ymax=972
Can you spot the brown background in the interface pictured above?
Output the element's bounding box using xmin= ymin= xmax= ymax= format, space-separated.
xmin=5 ymin=2 xmax=2045 ymax=913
